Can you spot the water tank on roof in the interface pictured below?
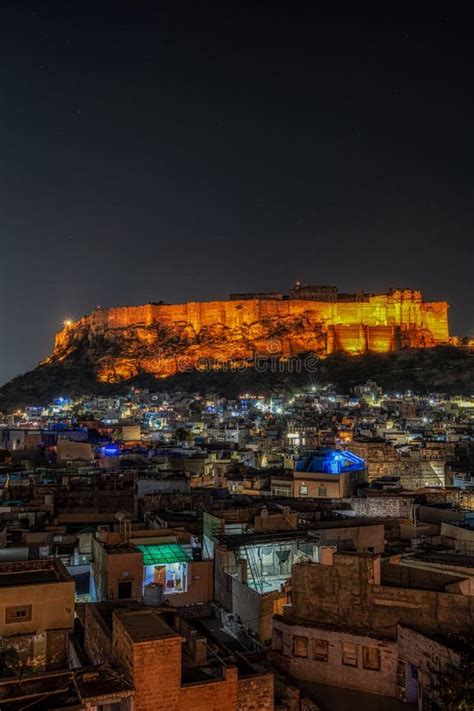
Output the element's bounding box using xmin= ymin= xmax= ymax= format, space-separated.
xmin=144 ymin=582 xmax=164 ymax=606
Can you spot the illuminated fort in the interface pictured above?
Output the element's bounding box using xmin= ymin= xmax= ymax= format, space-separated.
xmin=51 ymin=285 xmax=450 ymax=382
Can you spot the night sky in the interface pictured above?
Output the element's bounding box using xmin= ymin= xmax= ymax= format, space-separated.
xmin=1 ymin=3 xmax=473 ymax=385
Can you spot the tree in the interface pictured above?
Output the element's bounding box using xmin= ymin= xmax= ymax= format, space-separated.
xmin=0 ymin=449 xmax=11 ymax=464
xmin=175 ymin=427 xmax=193 ymax=443
xmin=435 ymin=636 xmax=474 ymax=710
xmin=0 ymin=640 xmax=21 ymax=678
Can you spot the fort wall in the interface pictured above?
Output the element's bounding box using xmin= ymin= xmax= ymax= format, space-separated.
xmin=51 ymin=290 xmax=450 ymax=382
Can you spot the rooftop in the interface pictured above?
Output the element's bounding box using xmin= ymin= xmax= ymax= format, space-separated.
xmin=296 ymin=449 xmax=365 ymax=475
xmin=215 ymin=528 xmax=315 ymax=549
xmin=274 ymin=613 xmax=395 ymax=642
xmin=0 ymin=667 xmax=133 ymax=710
xmin=115 ymin=608 xmax=179 ymax=642
xmin=410 ymin=550 xmax=474 ymax=569
xmin=0 ymin=559 xmax=72 ymax=587
xmin=135 ymin=542 xmax=191 ymax=566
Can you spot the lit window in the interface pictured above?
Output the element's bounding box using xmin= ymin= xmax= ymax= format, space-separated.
xmin=362 ymin=646 xmax=381 ymax=671
xmin=5 ymin=605 xmax=32 ymax=624
xmin=342 ymin=642 xmax=358 ymax=667
xmin=165 ymin=562 xmax=187 ymax=593
xmin=293 ymin=635 xmax=308 ymax=658
xmin=313 ymin=638 xmax=329 ymax=662
xmin=272 ymin=486 xmax=291 ymax=497
xmin=299 ymin=484 xmax=308 ymax=496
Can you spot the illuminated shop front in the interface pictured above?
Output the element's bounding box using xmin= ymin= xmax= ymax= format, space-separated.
xmin=137 ymin=543 xmax=191 ymax=594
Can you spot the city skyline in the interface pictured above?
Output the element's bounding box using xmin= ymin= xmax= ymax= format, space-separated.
xmin=1 ymin=5 xmax=473 ymax=709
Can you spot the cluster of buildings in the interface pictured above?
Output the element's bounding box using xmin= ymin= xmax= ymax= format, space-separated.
xmin=0 ymin=384 xmax=473 ymax=709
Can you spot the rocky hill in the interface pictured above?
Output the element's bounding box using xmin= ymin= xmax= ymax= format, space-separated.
xmin=51 ymin=293 xmax=449 ymax=379
xmin=0 ymin=342 xmax=472 ymax=413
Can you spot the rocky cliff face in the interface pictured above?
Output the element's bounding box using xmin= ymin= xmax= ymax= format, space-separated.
xmin=48 ymin=292 xmax=449 ymax=383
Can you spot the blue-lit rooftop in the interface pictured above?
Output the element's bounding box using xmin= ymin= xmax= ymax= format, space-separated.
xmin=295 ymin=448 xmax=365 ymax=475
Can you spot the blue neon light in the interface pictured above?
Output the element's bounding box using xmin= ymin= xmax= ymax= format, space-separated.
xmin=103 ymin=445 xmax=120 ymax=456
xmin=295 ymin=448 xmax=365 ymax=475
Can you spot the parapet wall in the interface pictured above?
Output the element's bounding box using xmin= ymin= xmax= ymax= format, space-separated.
xmin=290 ymin=553 xmax=474 ymax=638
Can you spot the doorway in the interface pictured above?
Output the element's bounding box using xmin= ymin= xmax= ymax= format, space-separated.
xmin=117 ymin=580 xmax=132 ymax=599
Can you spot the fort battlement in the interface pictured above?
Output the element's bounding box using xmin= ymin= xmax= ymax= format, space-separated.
xmin=51 ymin=289 xmax=449 ymax=382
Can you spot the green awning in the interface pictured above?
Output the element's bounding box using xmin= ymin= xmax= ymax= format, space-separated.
xmin=136 ymin=543 xmax=191 ymax=566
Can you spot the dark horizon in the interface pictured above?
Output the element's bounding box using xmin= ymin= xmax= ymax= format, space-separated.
xmin=1 ymin=3 xmax=473 ymax=385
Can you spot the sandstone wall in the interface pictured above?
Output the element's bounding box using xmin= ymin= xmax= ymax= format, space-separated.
xmin=273 ymin=617 xmax=398 ymax=697
xmin=237 ymin=673 xmax=274 ymax=710
xmin=290 ymin=553 xmax=474 ymax=638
